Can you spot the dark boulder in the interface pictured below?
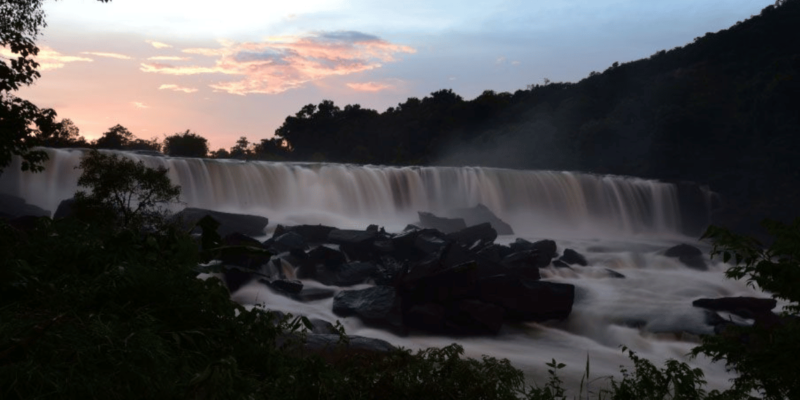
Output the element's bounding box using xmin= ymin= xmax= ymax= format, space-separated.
xmin=291 ymin=287 xmax=337 ymax=302
xmin=271 ymin=231 xmax=306 ymax=253
xmin=268 ymin=279 xmax=303 ymax=294
xmin=316 ymin=262 xmax=379 ymax=287
xmin=54 ymin=198 xmax=75 ymax=219
xmin=333 ymin=286 xmax=402 ymax=330
xmin=446 ymin=222 xmax=497 ymax=248
xmin=692 ymin=297 xmax=777 ymax=319
xmin=476 ymin=243 xmax=513 ymax=263
xmin=499 ymin=250 xmax=547 ymax=279
xmin=303 ymin=334 xmax=395 ymax=353
xmin=605 ymin=269 xmax=626 ymax=279
xmin=664 ymin=243 xmax=708 ymax=271
xmin=219 ymin=233 xmax=270 ymax=268
xmin=372 ymin=256 xmax=406 ymax=285
xmin=445 ymin=299 xmax=506 ymax=335
xmin=418 ymin=211 xmax=467 ymax=234
xmin=308 ymin=318 xmax=339 ymax=335
xmin=476 ymin=276 xmax=574 ymax=321
xmin=273 ymin=224 xmax=335 ymax=244
xmin=176 ymin=208 xmax=268 ymax=237
xmin=450 ymin=203 xmax=514 ymax=235
xmin=221 ymin=265 xmax=269 ymax=294
xmin=401 ymin=261 xmax=478 ymax=305
xmin=560 ymin=248 xmax=588 ymax=266
xmin=0 ymin=193 xmax=50 ymax=219
xmin=509 ymin=238 xmax=558 ymax=260
xmin=297 ymin=245 xmax=346 ymax=279
xmin=327 ymin=229 xmax=378 ymax=261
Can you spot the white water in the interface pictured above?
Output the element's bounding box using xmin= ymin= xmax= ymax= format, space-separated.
xmin=1 ymin=148 xmax=760 ymax=393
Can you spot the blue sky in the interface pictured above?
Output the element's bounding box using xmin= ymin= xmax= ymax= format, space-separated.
xmin=15 ymin=0 xmax=773 ymax=150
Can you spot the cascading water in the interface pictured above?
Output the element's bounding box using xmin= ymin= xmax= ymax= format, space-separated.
xmin=1 ymin=148 xmax=754 ymax=393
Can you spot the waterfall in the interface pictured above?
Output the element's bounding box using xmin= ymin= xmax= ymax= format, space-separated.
xmin=0 ymin=148 xmax=711 ymax=237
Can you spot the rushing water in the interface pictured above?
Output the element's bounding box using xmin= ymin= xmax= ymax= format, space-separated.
xmin=1 ymin=148 xmax=759 ymax=393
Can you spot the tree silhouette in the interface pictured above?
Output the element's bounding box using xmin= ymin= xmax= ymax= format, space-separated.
xmin=94 ymin=124 xmax=134 ymax=149
xmin=163 ymin=130 xmax=209 ymax=158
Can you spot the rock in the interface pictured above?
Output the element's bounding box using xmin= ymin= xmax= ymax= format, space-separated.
xmin=291 ymin=287 xmax=337 ymax=302
xmin=333 ymin=286 xmax=402 ymax=329
xmin=664 ymin=243 xmax=708 ymax=270
xmin=401 ymin=261 xmax=478 ymax=305
xmin=54 ymin=198 xmax=75 ymax=219
xmin=476 ymin=276 xmax=574 ymax=321
xmin=297 ymin=245 xmax=346 ymax=279
xmin=221 ymin=265 xmax=269 ymax=294
xmin=475 ymin=244 xmax=513 ymax=263
xmin=500 ymin=250 xmax=546 ymax=279
xmin=175 ymin=208 xmax=268 ymax=237
xmin=219 ymin=232 xmax=270 ymax=269
xmin=273 ymin=224 xmax=335 ymax=244
xmin=273 ymin=232 xmax=306 ymax=252
xmin=552 ymin=260 xmax=571 ymax=268
xmin=414 ymin=231 xmax=449 ymax=255
xmin=316 ymin=262 xmax=379 ymax=287
xmin=445 ymin=299 xmax=506 ymax=335
xmin=372 ymin=256 xmax=405 ymax=285
xmin=404 ymin=303 xmax=447 ymax=332
xmin=418 ymin=211 xmax=467 ymax=234
xmin=450 ymin=203 xmax=514 ymax=235
xmin=560 ymin=248 xmax=588 ymax=266
xmin=446 ymin=222 xmax=498 ymax=248
xmin=605 ymin=269 xmax=626 ymax=279
xmin=269 ymin=279 xmax=304 ymax=294
xmin=509 ymin=238 xmax=558 ymax=260
xmin=303 ymin=334 xmax=395 ymax=353
xmin=327 ymin=229 xmax=378 ymax=261
xmin=308 ymin=318 xmax=339 ymax=334
xmin=0 ymin=193 xmax=50 ymax=219
xmin=692 ymin=297 xmax=777 ymax=319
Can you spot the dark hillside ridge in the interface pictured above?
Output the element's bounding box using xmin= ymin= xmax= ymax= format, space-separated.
xmin=259 ymin=1 xmax=799 ymax=237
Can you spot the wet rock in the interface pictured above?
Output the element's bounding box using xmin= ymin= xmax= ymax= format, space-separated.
xmin=664 ymin=243 xmax=707 ymax=271
xmin=552 ymin=260 xmax=571 ymax=269
xmin=476 ymin=244 xmax=513 ymax=263
xmin=560 ymin=248 xmax=588 ymax=266
xmin=303 ymin=334 xmax=395 ymax=353
xmin=273 ymin=224 xmax=335 ymax=244
xmin=273 ymin=231 xmax=306 ymax=252
xmin=401 ymin=261 xmax=478 ymax=305
xmin=175 ymin=207 xmax=268 ymax=237
xmin=221 ymin=265 xmax=269 ymax=294
xmin=445 ymin=299 xmax=506 ymax=335
xmin=291 ymin=287 xmax=337 ymax=302
xmin=327 ymin=229 xmax=378 ymax=261
xmin=476 ymin=276 xmax=574 ymax=321
xmin=509 ymin=238 xmax=558 ymax=260
xmin=54 ymin=198 xmax=75 ymax=219
xmin=692 ymin=297 xmax=777 ymax=319
xmin=0 ymin=193 xmax=50 ymax=219
xmin=316 ymin=261 xmax=379 ymax=287
xmin=297 ymin=245 xmax=346 ymax=279
xmin=500 ymin=250 xmax=547 ymax=279
xmin=418 ymin=211 xmax=467 ymax=234
xmin=372 ymin=256 xmax=405 ymax=285
xmin=446 ymin=222 xmax=497 ymax=248
xmin=333 ymin=286 xmax=402 ymax=330
xmin=220 ymin=233 xmax=271 ymax=269
xmin=308 ymin=318 xmax=339 ymax=335
xmin=268 ymin=279 xmax=303 ymax=294
xmin=450 ymin=203 xmax=514 ymax=235
xmin=605 ymin=269 xmax=626 ymax=279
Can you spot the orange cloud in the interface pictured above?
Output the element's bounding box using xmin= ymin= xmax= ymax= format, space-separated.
xmin=146 ymin=40 xmax=172 ymax=49
xmin=141 ymin=31 xmax=415 ymax=95
xmin=132 ymin=101 xmax=149 ymax=109
xmin=81 ymin=51 xmax=132 ymax=60
xmin=1 ymin=45 xmax=93 ymax=71
xmin=346 ymin=81 xmax=394 ymax=92
xmin=159 ymin=84 xmax=198 ymax=93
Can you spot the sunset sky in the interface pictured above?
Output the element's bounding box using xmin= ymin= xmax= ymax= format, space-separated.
xmin=15 ymin=0 xmax=772 ymax=151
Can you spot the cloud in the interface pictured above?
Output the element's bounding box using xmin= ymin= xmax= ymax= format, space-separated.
xmin=511 ymin=60 xmax=521 ymax=65
xmin=1 ymin=45 xmax=93 ymax=71
xmin=496 ymin=56 xmax=507 ymax=65
xmin=81 ymin=51 xmax=133 ymax=60
xmin=132 ymin=102 xmax=149 ymax=109
xmin=141 ymin=31 xmax=415 ymax=95
xmin=346 ymin=81 xmax=393 ymax=92
xmin=147 ymin=56 xmax=191 ymax=61
xmin=159 ymin=84 xmax=198 ymax=93
xmin=146 ymin=40 xmax=172 ymax=49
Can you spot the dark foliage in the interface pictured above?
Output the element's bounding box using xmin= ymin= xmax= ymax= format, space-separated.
xmin=163 ymin=129 xmax=209 ymax=158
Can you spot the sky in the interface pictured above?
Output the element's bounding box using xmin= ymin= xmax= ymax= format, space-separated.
xmin=11 ymin=0 xmax=774 ymax=151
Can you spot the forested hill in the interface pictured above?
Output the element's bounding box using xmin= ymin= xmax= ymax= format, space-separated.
xmin=269 ymin=0 xmax=799 ymax=235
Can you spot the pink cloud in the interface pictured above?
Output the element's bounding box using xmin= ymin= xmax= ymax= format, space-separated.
xmin=81 ymin=52 xmax=132 ymax=60
xmin=1 ymin=45 xmax=93 ymax=71
xmin=159 ymin=84 xmax=198 ymax=93
xmin=346 ymin=81 xmax=394 ymax=92
xmin=147 ymin=56 xmax=191 ymax=61
xmin=141 ymin=31 xmax=415 ymax=95
xmin=132 ymin=101 xmax=149 ymax=109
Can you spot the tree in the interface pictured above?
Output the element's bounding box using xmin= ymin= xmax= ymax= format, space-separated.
xmin=93 ymin=124 xmax=135 ymax=149
xmin=163 ymin=130 xmax=209 ymax=158
xmin=694 ymin=219 xmax=800 ymax=399
xmin=36 ymin=117 xmax=87 ymax=147
xmin=73 ymin=150 xmax=182 ymax=229
xmin=229 ymin=136 xmax=251 ymax=159
xmin=0 ymin=0 xmax=110 ymax=173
